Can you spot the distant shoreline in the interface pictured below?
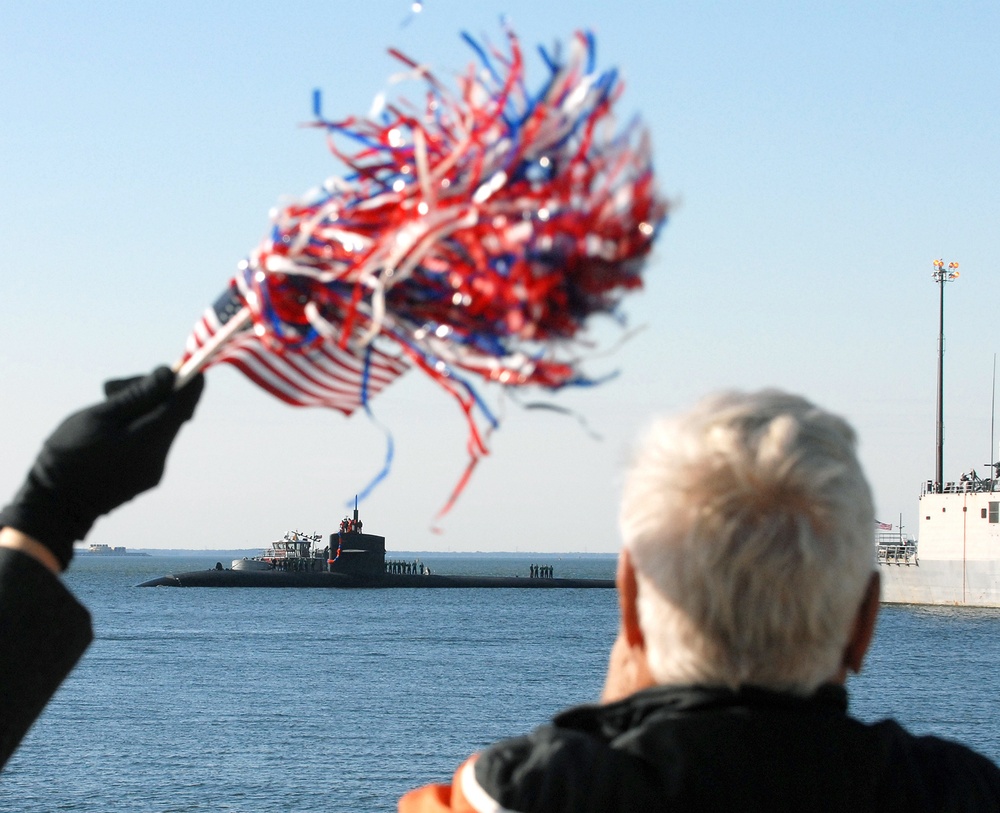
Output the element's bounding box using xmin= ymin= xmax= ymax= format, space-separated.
xmin=81 ymin=549 xmax=619 ymax=558
xmin=74 ymin=551 xmax=150 ymax=557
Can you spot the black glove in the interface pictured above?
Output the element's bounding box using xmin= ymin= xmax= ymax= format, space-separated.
xmin=0 ymin=367 xmax=204 ymax=569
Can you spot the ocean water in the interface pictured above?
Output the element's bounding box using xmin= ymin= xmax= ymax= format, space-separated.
xmin=2 ymin=554 xmax=1000 ymax=812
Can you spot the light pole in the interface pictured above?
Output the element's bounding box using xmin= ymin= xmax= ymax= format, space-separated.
xmin=932 ymin=259 xmax=960 ymax=492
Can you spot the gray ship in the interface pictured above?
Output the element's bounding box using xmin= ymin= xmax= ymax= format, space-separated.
xmin=878 ymin=477 xmax=1000 ymax=607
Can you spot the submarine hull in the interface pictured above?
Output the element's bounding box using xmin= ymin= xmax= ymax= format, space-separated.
xmin=139 ymin=570 xmax=614 ymax=589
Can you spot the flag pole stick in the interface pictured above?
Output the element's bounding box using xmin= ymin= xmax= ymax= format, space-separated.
xmin=173 ymin=306 xmax=253 ymax=389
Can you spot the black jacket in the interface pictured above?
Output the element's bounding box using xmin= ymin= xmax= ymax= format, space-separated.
xmin=0 ymin=548 xmax=93 ymax=770
xmin=467 ymin=683 xmax=1000 ymax=812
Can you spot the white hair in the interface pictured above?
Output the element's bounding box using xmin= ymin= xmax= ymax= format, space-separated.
xmin=620 ymin=390 xmax=876 ymax=694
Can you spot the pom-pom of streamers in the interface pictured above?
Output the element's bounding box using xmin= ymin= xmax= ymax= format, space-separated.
xmin=193 ymin=25 xmax=668 ymax=520
xmin=249 ymin=26 xmax=666 ymax=387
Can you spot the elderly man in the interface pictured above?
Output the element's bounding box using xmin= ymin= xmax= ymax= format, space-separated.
xmin=400 ymin=390 xmax=1000 ymax=811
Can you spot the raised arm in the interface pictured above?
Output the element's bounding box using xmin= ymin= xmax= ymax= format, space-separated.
xmin=0 ymin=367 xmax=204 ymax=770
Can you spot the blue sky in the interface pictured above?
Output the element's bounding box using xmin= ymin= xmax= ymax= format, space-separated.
xmin=2 ymin=1 xmax=998 ymax=552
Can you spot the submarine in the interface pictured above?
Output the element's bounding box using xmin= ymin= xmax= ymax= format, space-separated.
xmin=139 ymin=507 xmax=615 ymax=589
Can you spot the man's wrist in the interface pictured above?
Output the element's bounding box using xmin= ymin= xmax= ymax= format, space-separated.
xmin=0 ymin=526 xmax=63 ymax=574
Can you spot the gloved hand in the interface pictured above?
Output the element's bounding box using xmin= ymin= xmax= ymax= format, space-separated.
xmin=0 ymin=367 xmax=204 ymax=569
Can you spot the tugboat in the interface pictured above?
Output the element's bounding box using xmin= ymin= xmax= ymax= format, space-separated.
xmin=139 ymin=505 xmax=615 ymax=589
xmin=231 ymin=531 xmax=324 ymax=572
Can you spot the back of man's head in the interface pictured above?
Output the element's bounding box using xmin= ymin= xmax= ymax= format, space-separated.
xmin=620 ymin=390 xmax=876 ymax=694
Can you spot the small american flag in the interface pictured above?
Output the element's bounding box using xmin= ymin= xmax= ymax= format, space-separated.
xmin=875 ymin=520 xmax=893 ymax=531
xmin=180 ymin=280 xmax=410 ymax=414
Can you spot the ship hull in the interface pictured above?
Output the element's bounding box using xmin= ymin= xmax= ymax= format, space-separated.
xmin=879 ymin=559 xmax=1000 ymax=607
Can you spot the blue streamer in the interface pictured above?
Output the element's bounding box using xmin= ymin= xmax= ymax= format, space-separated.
xmin=350 ymin=344 xmax=397 ymax=506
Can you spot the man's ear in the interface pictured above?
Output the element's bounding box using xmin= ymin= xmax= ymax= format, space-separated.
xmin=602 ymin=549 xmax=656 ymax=703
xmin=843 ymin=571 xmax=880 ymax=675
xmin=617 ymin=549 xmax=646 ymax=649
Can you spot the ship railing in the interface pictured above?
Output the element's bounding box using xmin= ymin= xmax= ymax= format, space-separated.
xmin=922 ymin=478 xmax=999 ymax=496
xmin=876 ymin=541 xmax=918 ymax=565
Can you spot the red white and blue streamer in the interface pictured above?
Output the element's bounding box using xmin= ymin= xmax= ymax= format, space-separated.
xmin=179 ymin=25 xmax=668 ymax=521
